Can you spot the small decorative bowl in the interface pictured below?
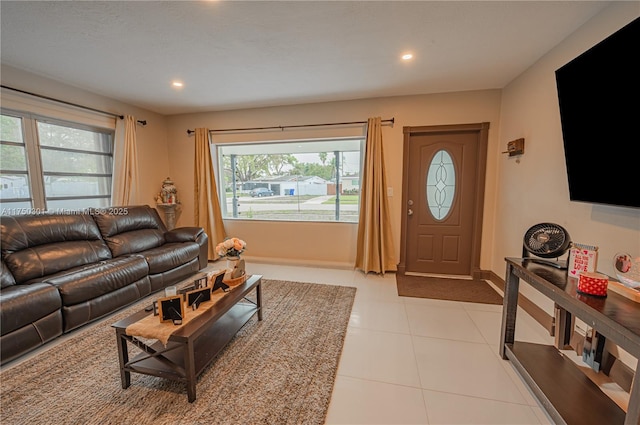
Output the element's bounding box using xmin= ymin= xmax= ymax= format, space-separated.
xmin=223 ymin=272 xmax=247 ymax=287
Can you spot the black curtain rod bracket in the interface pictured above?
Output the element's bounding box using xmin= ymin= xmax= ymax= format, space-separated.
xmin=187 ymin=117 xmax=394 ymax=135
xmin=127 ymin=118 xmax=148 ymax=126
xmin=1 ymin=85 xmax=146 ymax=125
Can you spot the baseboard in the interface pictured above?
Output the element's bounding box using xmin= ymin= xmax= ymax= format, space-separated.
xmin=604 ymin=354 xmax=635 ymax=393
xmin=233 ymin=256 xmax=356 ymax=271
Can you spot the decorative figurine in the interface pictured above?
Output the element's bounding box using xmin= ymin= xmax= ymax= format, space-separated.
xmin=161 ymin=177 xmax=178 ymax=204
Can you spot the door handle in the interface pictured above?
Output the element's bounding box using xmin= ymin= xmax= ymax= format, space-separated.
xmin=408 ymin=209 xmax=413 ymax=216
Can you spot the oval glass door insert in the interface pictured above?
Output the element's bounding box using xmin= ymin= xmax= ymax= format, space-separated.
xmin=426 ymin=150 xmax=455 ymax=220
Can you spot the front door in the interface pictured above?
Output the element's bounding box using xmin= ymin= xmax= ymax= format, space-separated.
xmin=399 ymin=123 xmax=489 ymax=277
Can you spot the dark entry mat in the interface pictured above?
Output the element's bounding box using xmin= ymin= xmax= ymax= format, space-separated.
xmin=396 ymin=274 xmax=503 ymax=305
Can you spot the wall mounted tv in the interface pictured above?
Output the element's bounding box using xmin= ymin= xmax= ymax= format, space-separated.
xmin=555 ymin=17 xmax=639 ymax=208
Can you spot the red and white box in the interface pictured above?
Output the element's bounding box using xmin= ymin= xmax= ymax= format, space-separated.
xmin=577 ymin=272 xmax=609 ymax=297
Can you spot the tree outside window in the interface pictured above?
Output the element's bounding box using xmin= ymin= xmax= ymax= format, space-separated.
xmin=217 ymin=138 xmax=362 ymax=222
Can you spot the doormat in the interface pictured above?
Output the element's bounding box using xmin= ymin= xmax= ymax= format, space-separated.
xmin=396 ymin=274 xmax=503 ymax=305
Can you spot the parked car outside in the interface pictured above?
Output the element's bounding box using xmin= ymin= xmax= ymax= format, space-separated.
xmin=250 ymin=187 xmax=274 ymax=197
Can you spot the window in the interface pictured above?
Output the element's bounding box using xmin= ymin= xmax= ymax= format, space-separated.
xmin=426 ymin=149 xmax=455 ymax=220
xmin=0 ymin=110 xmax=114 ymax=215
xmin=0 ymin=114 xmax=31 ymax=210
xmin=217 ymin=138 xmax=363 ymax=222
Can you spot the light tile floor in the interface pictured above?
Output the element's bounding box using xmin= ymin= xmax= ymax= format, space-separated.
xmin=2 ymin=262 xmax=560 ymax=424
xmin=248 ymin=262 xmax=555 ymax=425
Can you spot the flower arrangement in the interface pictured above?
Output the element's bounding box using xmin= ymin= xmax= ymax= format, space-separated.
xmin=216 ymin=237 xmax=246 ymax=258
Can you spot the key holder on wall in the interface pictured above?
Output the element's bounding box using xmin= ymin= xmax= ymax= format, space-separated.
xmin=502 ymin=138 xmax=525 ymax=157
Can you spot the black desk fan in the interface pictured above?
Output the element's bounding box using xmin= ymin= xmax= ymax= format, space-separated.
xmin=522 ymin=223 xmax=571 ymax=269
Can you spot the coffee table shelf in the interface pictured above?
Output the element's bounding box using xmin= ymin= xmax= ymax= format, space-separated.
xmin=112 ymin=274 xmax=262 ymax=402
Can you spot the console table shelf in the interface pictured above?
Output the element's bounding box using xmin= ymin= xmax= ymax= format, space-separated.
xmin=506 ymin=342 xmax=626 ymax=424
xmin=500 ymin=258 xmax=640 ymax=425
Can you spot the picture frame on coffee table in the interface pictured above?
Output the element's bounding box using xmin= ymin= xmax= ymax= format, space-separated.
xmin=209 ymin=270 xmax=229 ymax=292
xmin=186 ymin=286 xmax=212 ymax=310
xmin=194 ymin=276 xmax=207 ymax=289
xmin=158 ymin=295 xmax=184 ymax=325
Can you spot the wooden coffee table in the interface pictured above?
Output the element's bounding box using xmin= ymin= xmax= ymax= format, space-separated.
xmin=112 ymin=274 xmax=262 ymax=402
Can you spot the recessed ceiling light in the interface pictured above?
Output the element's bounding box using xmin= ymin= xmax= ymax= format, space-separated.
xmin=172 ymin=81 xmax=184 ymax=88
xmin=402 ymin=53 xmax=413 ymax=61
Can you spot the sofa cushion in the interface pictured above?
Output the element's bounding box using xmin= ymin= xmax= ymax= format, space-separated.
xmin=91 ymin=206 xmax=167 ymax=257
xmin=1 ymin=309 xmax=63 ymax=365
xmin=141 ymin=242 xmax=201 ymax=274
xmin=1 ymin=260 xmax=16 ymax=289
xmin=0 ymin=283 xmax=62 ymax=336
xmin=100 ymin=229 xmax=166 ymax=258
xmin=1 ymin=214 xmax=112 ymax=284
xmin=62 ymin=276 xmax=150 ymax=332
xmin=43 ymin=256 xmax=149 ymax=306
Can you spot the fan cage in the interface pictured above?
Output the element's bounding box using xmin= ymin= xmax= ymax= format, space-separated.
xmin=523 ymin=223 xmax=571 ymax=259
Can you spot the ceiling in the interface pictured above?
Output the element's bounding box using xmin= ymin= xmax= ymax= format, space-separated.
xmin=1 ymin=1 xmax=611 ymax=116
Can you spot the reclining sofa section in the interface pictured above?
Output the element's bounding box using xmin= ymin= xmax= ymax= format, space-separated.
xmin=0 ymin=205 xmax=208 ymax=365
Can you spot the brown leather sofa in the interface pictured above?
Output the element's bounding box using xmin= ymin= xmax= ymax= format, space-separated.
xmin=0 ymin=205 xmax=208 ymax=365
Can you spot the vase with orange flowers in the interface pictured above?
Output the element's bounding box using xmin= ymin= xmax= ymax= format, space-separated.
xmin=215 ymin=237 xmax=246 ymax=269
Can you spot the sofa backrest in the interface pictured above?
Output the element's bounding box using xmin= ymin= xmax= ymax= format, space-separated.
xmin=0 ymin=214 xmax=112 ymax=284
xmin=91 ymin=205 xmax=167 ymax=257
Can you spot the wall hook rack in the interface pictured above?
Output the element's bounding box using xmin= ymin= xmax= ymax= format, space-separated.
xmin=502 ymin=138 xmax=525 ymax=156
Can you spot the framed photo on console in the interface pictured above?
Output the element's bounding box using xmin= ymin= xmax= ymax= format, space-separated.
xmin=158 ymin=295 xmax=184 ymax=324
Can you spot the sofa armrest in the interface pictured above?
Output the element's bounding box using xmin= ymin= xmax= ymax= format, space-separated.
xmin=165 ymin=227 xmax=204 ymax=243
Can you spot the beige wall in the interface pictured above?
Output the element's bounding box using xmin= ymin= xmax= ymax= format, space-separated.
xmin=2 ymin=1 xmax=636 ymax=298
xmin=494 ymin=2 xmax=640 ymax=314
xmin=495 ymin=3 xmax=640 ymax=369
xmin=166 ymin=91 xmax=502 ymax=268
xmin=1 ymin=64 xmax=170 ymax=209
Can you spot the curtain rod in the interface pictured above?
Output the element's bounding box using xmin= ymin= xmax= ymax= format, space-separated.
xmin=186 ymin=117 xmax=394 ymax=135
xmin=1 ymin=85 xmax=147 ymax=126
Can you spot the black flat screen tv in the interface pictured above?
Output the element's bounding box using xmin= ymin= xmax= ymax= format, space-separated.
xmin=555 ymin=17 xmax=639 ymax=208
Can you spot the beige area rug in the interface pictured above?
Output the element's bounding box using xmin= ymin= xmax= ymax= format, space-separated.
xmin=0 ymin=279 xmax=356 ymax=425
xmin=396 ymin=274 xmax=503 ymax=305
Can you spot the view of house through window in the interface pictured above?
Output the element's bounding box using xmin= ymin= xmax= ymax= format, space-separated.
xmin=0 ymin=114 xmax=31 ymax=211
xmin=217 ymin=138 xmax=363 ymax=222
xmin=0 ymin=111 xmax=114 ymax=215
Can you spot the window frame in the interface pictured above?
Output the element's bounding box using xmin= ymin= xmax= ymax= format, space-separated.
xmin=0 ymin=108 xmax=115 ymax=214
xmin=215 ymin=136 xmax=364 ymax=223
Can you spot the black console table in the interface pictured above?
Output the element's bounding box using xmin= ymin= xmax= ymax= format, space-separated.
xmin=500 ymin=257 xmax=640 ymax=425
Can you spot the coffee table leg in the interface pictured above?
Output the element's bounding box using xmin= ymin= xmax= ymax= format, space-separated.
xmin=115 ymin=329 xmax=131 ymax=389
xmin=184 ymin=340 xmax=197 ymax=402
xmin=256 ymin=281 xmax=263 ymax=321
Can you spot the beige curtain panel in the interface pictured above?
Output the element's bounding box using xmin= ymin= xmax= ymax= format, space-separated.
xmin=111 ymin=115 xmax=140 ymax=205
xmin=194 ymin=128 xmax=227 ymax=260
xmin=355 ymin=117 xmax=397 ymax=275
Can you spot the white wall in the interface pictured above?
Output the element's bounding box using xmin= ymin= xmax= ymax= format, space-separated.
xmin=494 ymin=4 xmax=640 ymax=314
